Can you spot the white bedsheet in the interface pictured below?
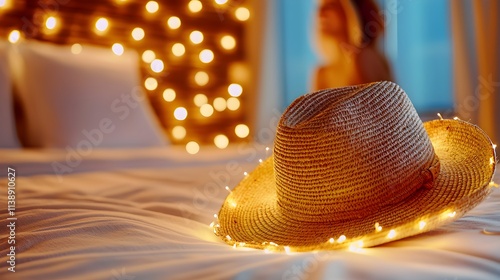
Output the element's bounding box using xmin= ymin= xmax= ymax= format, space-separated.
xmin=0 ymin=146 xmax=499 ymax=280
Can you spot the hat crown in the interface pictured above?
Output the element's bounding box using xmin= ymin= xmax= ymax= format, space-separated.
xmin=274 ymin=81 xmax=438 ymax=222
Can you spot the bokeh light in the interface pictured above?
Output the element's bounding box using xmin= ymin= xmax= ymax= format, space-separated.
xmin=235 ymin=7 xmax=250 ymax=21
xmin=163 ymin=88 xmax=176 ymax=102
xmin=146 ymin=1 xmax=159 ymax=13
xmin=167 ymin=16 xmax=181 ymax=29
xmin=188 ymin=0 xmax=202 ymax=13
xmin=71 ymin=44 xmax=82 ymax=54
xmin=193 ymin=94 xmax=208 ymax=107
xmin=172 ymin=43 xmax=186 ymax=57
xmin=172 ymin=126 xmax=186 ymax=140
xmin=227 ymin=97 xmax=240 ymax=111
xmin=214 ymin=134 xmax=229 ymax=149
xmin=235 ymin=124 xmax=250 ymax=138
xmin=142 ymin=50 xmax=156 ymax=63
xmin=144 ymin=77 xmax=158 ymax=90
xmin=220 ymin=35 xmax=236 ymax=50
xmin=112 ymin=43 xmax=124 ymax=56
xmin=194 ymin=71 xmax=209 ymax=86
xmin=213 ymin=97 xmax=227 ymax=111
xmin=151 ymin=59 xmax=164 ymax=73
xmin=189 ymin=30 xmax=204 ymax=44
xmin=131 ymin=27 xmax=145 ymax=41
xmin=228 ymin=83 xmax=243 ymax=97
xmin=200 ymin=104 xmax=214 ymax=117
xmin=199 ymin=49 xmax=214 ymax=63
xmin=174 ymin=107 xmax=188 ymax=120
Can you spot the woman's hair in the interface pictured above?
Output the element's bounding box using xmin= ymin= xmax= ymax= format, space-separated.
xmin=315 ymin=0 xmax=386 ymax=62
xmin=352 ymin=0 xmax=385 ymax=46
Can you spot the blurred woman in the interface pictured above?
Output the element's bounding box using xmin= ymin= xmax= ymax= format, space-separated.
xmin=314 ymin=0 xmax=392 ymax=90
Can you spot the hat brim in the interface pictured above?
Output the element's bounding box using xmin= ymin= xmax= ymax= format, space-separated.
xmin=217 ymin=119 xmax=496 ymax=252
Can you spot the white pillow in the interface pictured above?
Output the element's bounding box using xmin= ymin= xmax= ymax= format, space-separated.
xmin=0 ymin=41 xmax=20 ymax=148
xmin=10 ymin=40 xmax=167 ymax=148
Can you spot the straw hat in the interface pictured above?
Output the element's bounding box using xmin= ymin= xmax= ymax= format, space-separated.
xmin=216 ymin=81 xmax=497 ymax=252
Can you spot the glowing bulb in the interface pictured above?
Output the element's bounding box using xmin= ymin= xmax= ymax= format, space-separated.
xmin=189 ymin=30 xmax=204 ymax=44
xmin=243 ymin=172 xmax=248 ymax=176
xmin=131 ymin=27 xmax=145 ymax=41
xmin=337 ymin=235 xmax=346 ymax=243
xmin=387 ymin=229 xmax=396 ymax=239
xmin=0 ymin=0 xmax=7 ymax=8
xmin=214 ymin=135 xmax=229 ymax=149
xmin=146 ymin=1 xmax=159 ymax=13
xmin=193 ymin=94 xmax=208 ymax=107
xmin=45 ymin=16 xmax=57 ymax=30
xmin=8 ymin=30 xmax=20 ymax=43
xmin=220 ymin=35 xmax=236 ymax=50
xmin=348 ymin=240 xmax=364 ymax=252
xmin=199 ymin=49 xmax=214 ymax=63
xmin=235 ymin=7 xmax=250 ymax=21
xmin=215 ymin=0 xmax=228 ymax=4
xmin=144 ymin=77 xmax=158 ymax=91
xmin=186 ymin=141 xmax=200 ymax=154
xmin=167 ymin=16 xmax=181 ymax=29
xmin=71 ymin=44 xmax=82 ymax=54
xmin=172 ymin=43 xmax=185 ymax=57
xmin=374 ymin=222 xmax=382 ymax=232
xmin=188 ymin=0 xmax=202 ymax=13
xmin=194 ymin=71 xmax=209 ymax=86
xmin=95 ymin=18 xmax=109 ymax=33
xmin=174 ymin=107 xmax=188 ymax=120
xmin=151 ymin=59 xmax=164 ymax=73
xmin=449 ymin=211 xmax=456 ymax=217
xmin=419 ymin=221 xmax=426 ymax=230
xmin=162 ymin=88 xmax=176 ymax=102
xmin=213 ymin=97 xmax=227 ymax=111
xmin=172 ymin=126 xmax=186 ymax=140
xmin=227 ymin=97 xmax=240 ymax=111
xmin=111 ymin=43 xmax=124 ymax=56
xmin=437 ymin=113 xmax=443 ymax=120
xmin=228 ymin=83 xmax=243 ymax=97
xmin=235 ymin=124 xmax=250 ymax=138
xmin=200 ymin=104 xmax=214 ymax=117
xmin=328 ymin=238 xmax=335 ymax=244
xmin=284 ymin=246 xmax=291 ymax=254
xmin=142 ymin=50 xmax=156 ymax=63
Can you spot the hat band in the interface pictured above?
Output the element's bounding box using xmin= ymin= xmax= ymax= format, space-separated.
xmin=421 ymin=155 xmax=440 ymax=189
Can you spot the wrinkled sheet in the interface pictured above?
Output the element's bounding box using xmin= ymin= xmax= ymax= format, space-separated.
xmin=0 ymin=147 xmax=499 ymax=280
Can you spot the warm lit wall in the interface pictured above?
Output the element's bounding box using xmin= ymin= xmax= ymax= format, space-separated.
xmin=0 ymin=0 xmax=253 ymax=152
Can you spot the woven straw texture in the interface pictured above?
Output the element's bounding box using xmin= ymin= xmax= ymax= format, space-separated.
xmin=217 ymin=81 xmax=496 ymax=251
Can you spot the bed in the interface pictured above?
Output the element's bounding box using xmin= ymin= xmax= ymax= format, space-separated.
xmin=0 ymin=147 xmax=500 ymax=280
xmin=1 ymin=40 xmax=500 ymax=280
